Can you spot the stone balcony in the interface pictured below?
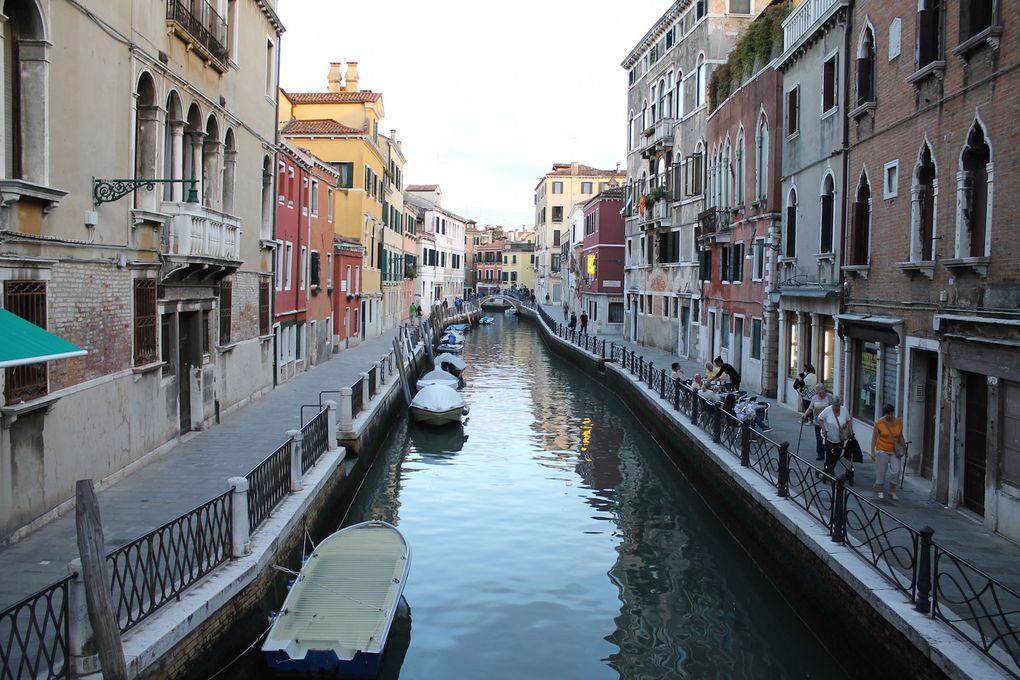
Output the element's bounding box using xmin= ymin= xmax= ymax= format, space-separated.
xmin=780 ymin=0 xmax=848 ymax=65
xmin=160 ymin=201 xmax=242 ymax=282
xmin=641 ymin=118 xmax=675 ymax=158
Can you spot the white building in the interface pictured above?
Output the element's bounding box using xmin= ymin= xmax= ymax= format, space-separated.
xmin=405 ymin=188 xmax=467 ymax=309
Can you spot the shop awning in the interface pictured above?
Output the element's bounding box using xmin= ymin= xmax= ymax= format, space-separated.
xmin=837 ymin=314 xmax=903 ymax=346
xmin=0 ymin=308 xmax=87 ymax=368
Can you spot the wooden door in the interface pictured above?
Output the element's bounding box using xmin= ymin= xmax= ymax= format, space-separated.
xmin=963 ymin=373 xmax=987 ymax=515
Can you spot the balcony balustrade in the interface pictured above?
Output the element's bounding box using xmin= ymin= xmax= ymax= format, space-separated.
xmin=782 ymin=0 xmax=847 ymax=56
xmin=167 ymin=0 xmax=228 ymax=68
xmin=695 ymin=208 xmax=730 ymax=241
xmin=161 ymin=202 xmax=241 ymax=280
xmin=642 ymin=118 xmax=675 ymax=157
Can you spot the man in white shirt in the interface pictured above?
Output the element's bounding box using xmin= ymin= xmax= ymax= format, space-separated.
xmin=816 ymin=396 xmax=851 ymax=476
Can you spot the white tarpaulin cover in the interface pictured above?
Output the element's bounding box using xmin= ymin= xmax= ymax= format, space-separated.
xmin=435 ymin=353 xmax=467 ymax=370
xmin=417 ymin=369 xmax=459 ymax=390
xmin=410 ymin=384 xmax=465 ymax=412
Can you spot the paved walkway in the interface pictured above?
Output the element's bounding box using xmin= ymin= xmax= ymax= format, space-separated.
xmin=0 ymin=329 xmax=406 ymax=610
xmin=540 ymin=304 xmax=1020 ymax=594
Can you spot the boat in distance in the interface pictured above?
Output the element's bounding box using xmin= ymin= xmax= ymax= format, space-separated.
xmin=409 ymin=384 xmax=468 ymax=426
xmin=261 ymin=520 xmax=412 ymax=677
xmin=434 ymin=353 xmax=467 ymax=377
xmin=416 ymin=368 xmax=460 ymax=391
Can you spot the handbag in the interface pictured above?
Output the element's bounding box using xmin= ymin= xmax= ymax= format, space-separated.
xmin=843 ymin=433 xmax=864 ymax=463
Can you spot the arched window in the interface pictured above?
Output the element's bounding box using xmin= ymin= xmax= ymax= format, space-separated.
xmin=134 ymin=73 xmax=159 ymax=209
xmin=658 ymin=78 xmax=667 ymax=121
xmin=960 ymin=0 xmax=994 ymax=42
xmin=650 ymin=85 xmax=658 ymax=122
xmin=785 ymin=188 xmax=798 ymax=257
xmin=657 ymin=156 xmax=667 ymax=190
xmin=820 ymin=174 xmax=835 ymax=253
xmin=857 ymin=26 xmax=876 ymax=106
xmin=202 ymin=115 xmax=221 ymax=208
xmin=851 ymin=174 xmax=872 ymax=265
xmin=696 ymin=54 xmax=706 ymax=108
xmin=222 ymin=128 xmax=236 ymax=214
xmin=676 ymin=70 xmax=685 ymax=118
xmin=642 ymin=100 xmax=648 ymax=131
xmin=185 ymin=103 xmax=204 ymax=202
xmin=2 ymin=0 xmax=49 ymax=183
xmin=666 ymin=72 xmax=674 ymax=119
xmin=957 ymin=122 xmax=991 ymax=258
xmin=911 ymin=143 xmax=937 ymax=262
xmin=628 ymin=109 xmax=634 ymax=150
xmin=163 ymin=91 xmax=184 ymax=200
xmin=261 ymin=154 xmax=273 ymax=240
xmin=722 ymin=140 xmax=732 ymax=209
xmin=735 ymin=129 xmax=745 ymax=207
xmin=755 ymin=115 xmax=769 ymax=201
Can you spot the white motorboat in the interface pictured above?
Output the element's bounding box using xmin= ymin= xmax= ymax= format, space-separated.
xmin=436 ymin=331 xmax=464 ymax=354
xmin=435 ymin=353 xmax=467 ymax=378
xmin=409 ymin=384 xmax=468 ymax=426
xmin=262 ymin=520 xmax=411 ymax=677
xmin=479 ymin=315 xmax=495 ymax=325
xmin=416 ymin=368 xmax=459 ymax=391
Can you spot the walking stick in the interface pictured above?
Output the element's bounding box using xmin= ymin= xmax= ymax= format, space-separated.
xmin=795 ymin=416 xmax=806 ymax=458
xmin=899 ymin=440 xmax=912 ymax=487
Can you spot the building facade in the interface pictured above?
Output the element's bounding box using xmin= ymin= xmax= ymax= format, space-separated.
xmin=274 ymin=142 xmax=311 ymax=383
xmin=380 ymin=131 xmax=406 ymax=331
xmin=579 ymin=188 xmax=627 ymax=336
xmin=475 ymin=239 xmax=505 ymax=295
xmin=622 ymin=0 xmax=760 ymax=360
xmin=0 ymin=0 xmax=281 ymax=538
xmin=333 ymin=237 xmax=364 ymax=349
xmin=405 ymin=187 xmax=467 ymax=309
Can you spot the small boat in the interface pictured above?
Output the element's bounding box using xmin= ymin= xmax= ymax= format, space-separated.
xmin=262 ymin=521 xmax=412 ymax=677
xmin=479 ymin=316 xmax=495 ymax=325
xmin=445 ymin=323 xmax=470 ymax=333
xmin=416 ymin=368 xmax=459 ymax=391
xmin=435 ymin=353 xmax=467 ymax=378
xmin=437 ymin=332 xmax=464 ymax=353
xmin=409 ymin=384 xmax=468 ymax=426
xmin=504 ymin=307 xmax=517 ymax=316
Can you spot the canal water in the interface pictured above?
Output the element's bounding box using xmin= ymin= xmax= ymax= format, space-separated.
xmin=240 ymin=314 xmax=846 ymax=679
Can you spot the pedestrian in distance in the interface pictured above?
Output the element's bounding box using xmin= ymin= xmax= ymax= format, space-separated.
xmin=563 ymin=302 xmax=569 ymax=320
xmin=546 ymin=293 xmax=551 ymax=303
xmin=816 ymin=395 xmax=852 ymax=476
xmin=793 ymin=362 xmax=817 ymax=413
xmin=800 ymin=383 xmax=834 ymax=461
xmin=870 ymin=403 xmax=906 ymax=500
xmin=568 ymin=312 xmax=578 ymax=331
xmin=579 ymin=312 xmax=589 ymax=334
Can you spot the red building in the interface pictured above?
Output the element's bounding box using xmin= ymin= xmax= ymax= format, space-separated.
xmin=701 ymin=59 xmax=783 ymax=396
xmin=306 ymin=157 xmax=339 ymax=367
xmin=579 ymin=187 xmax=625 ymax=335
xmin=475 ymin=240 xmax=505 ymax=295
xmin=274 ymin=142 xmax=311 ymax=384
xmin=333 ymin=237 xmax=364 ymax=348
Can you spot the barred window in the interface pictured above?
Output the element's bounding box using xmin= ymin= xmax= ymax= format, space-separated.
xmin=4 ymin=280 xmax=48 ymax=402
xmin=219 ymin=280 xmax=233 ymax=345
xmin=133 ymin=279 xmax=158 ymax=365
xmin=259 ymin=279 xmax=271 ymax=337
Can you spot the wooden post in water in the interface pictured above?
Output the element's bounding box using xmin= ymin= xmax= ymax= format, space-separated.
xmin=393 ymin=337 xmax=412 ymax=405
xmin=74 ymin=480 xmax=128 ymax=680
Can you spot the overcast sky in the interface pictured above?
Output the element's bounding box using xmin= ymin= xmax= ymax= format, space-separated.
xmin=278 ymin=0 xmax=668 ymax=230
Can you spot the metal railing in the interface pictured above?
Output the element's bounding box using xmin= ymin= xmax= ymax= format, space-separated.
xmin=300 ymin=407 xmax=329 ymax=474
xmin=0 ymin=576 xmax=71 ymax=680
xmin=368 ymin=365 xmax=378 ymax=397
xmin=351 ymin=377 xmax=365 ymax=418
xmin=107 ymin=491 xmax=231 ymax=633
xmin=166 ymin=0 xmax=227 ymax=61
xmin=245 ymin=441 xmax=292 ymax=534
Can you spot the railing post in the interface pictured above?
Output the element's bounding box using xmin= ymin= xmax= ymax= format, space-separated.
xmin=691 ymin=393 xmax=699 ymax=424
xmin=777 ymin=441 xmax=790 ymax=497
xmin=389 ymin=351 xmax=397 ymax=377
xmin=831 ymin=473 xmax=847 ymax=543
xmin=601 ymin=339 xmax=606 ymax=359
xmin=915 ymin=526 xmax=935 ymax=614
xmin=227 ymin=476 xmax=250 ymax=556
xmin=659 ymin=369 xmax=666 ymax=399
xmin=325 ymin=400 xmax=338 ymax=451
xmin=286 ymin=429 xmax=303 ymax=491
xmin=339 ymin=387 xmax=353 ymax=431
xmin=673 ymin=381 xmax=680 ymax=410
xmin=361 ymin=372 xmax=370 ymax=404
xmin=711 ymin=402 xmax=721 ymax=443
xmin=610 ymin=341 xmax=615 ymax=360
xmin=647 ymin=362 xmax=654 ymax=389
xmin=68 ymin=558 xmax=100 ymax=675
xmin=740 ymin=421 xmax=751 ymax=466
xmin=377 ymin=358 xmax=387 ymax=386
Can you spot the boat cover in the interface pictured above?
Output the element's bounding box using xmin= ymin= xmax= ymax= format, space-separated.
xmin=417 ymin=369 xmax=459 ymax=390
xmin=435 ymin=353 xmax=467 ymax=371
xmin=410 ymin=384 xmax=465 ymax=412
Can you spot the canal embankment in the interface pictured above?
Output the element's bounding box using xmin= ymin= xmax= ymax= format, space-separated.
xmin=520 ymin=304 xmax=1010 ymax=680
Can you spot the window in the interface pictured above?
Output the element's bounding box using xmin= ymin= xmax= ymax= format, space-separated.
xmin=265 ymin=38 xmax=275 ymax=96
xmin=751 ymin=318 xmax=763 ymax=360
xmin=310 ymin=179 xmax=319 ymax=216
xmin=785 ymin=189 xmax=798 ymax=258
xmin=960 ymin=0 xmax=994 ymax=42
xmin=259 ymin=279 xmax=271 ymax=336
xmin=755 ymin=116 xmax=769 ymax=201
xmin=300 ymin=246 xmax=308 ymax=290
xmin=730 ymin=242 xmax=744 ymax=282
xmin=287 ymin=166 xmax=294 ymax=208
xmin=720 ymin=245 xmax=731 ymax=282
xmin=917 ymin=0 xmax=944 ymax=69
xmin=581 ymin=182 xmax=592 ymax=194
xmin=857 ymin=27 xmax=876 ymax=105
xmin=958 ymin=123 xmax=991 ymax=258
xmin=327 ymin=188 xmax=334 ymax=222
xmin=820 ymin=175 xmax=835 ymax=253
xmin=823 ymin=56 xmax=838 ymax=112
xmin=285 ymin=241 xmax=293 ymax=289
xmin=912 ymin=143 xmax=937 ymax=262
xmin=721 ymin=313 xmax=730 ymax=349
xmin=609 ymin=301 xmax=625 ymax=323
xmin=553 ymin=230 xmax=561 ymax=246
xmin=133 ymin=279 xmax=158 ymax=365
xmin=786 ymin=87 xmax=800 ymax=135
xmin=752 ymin=238 xmax=765 ymax=280
xmin=552 ymin=206 xmax=563 ymax=222
xmin=219 ymin=280 xmax=233 ymax=345
xmin=552 ymin=181 xmax=563 ymax=194
xmin=853 ymin=341 xmax=880 ymax=424
xmin=275 ymin=242 xmax=284 ymax=290
xmin=735 ymin=132 xmax=745 ymax=206
xmin=310 ymin=251 xmax=321 ymax=287
xmin=730 ymin=0 xmax=751 ymax=12
xmin=698 ymin=249 xmax=712 ymax=281
xmin=696 ymin=0 xmax=707 ymax=21
xmin=696 ymin=54 xmax=706 ymax=108
xmin=685 ymin=152 xmax=704 ymax=196
xmin=787 ymin=318 xmax=800 ymax=378
xmin=851 ymin=175 xmax=872 ymax=265
xmin=336 ymin=162 xmax=353 ymax=188
xmin=883 ymin=161 xmax=899 ymax=199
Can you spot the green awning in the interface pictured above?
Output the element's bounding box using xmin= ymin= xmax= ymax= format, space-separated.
xmin=0 ymin=308 xmax=87 ymax=368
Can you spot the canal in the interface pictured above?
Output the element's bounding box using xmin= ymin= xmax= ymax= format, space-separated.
xmin=237 ymin=314 xmax=847 ymax=679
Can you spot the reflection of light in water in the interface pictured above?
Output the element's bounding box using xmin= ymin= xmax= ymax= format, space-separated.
xmin=580 ymin=416 xmax=593 ymax=460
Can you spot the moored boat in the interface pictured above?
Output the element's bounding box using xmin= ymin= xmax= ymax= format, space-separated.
xmin=416 ymin=368 xmax=459 ymax=391
xmin=261 ymin=521 xmax=412 ymax=677
xmin=435 ymin=353 xmax=467 ymax=378
xmin=479 ymin=316 xmax=495 ymax=325
xmin=409 ymin=384 xmax=468 ymax=426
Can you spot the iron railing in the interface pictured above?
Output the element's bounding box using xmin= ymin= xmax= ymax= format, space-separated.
xmin=245 ymin=441 xmax=291 ymax=534
xmin=351 ymin=377 xmax=364 ymax=418
xmin=0 ymin=576 xmax=71 ymax=680
xmin=300 ymin=407 xmax=329 ymax=474
xmin=844 ymin=489 xmax=921 ymax=600
xmin=368 ymin=365 xmax=377 ymax=397
xmin=166 ymin=0 xmax=227 ymax=62
xmin=107 ymin=491 xmax=231 ymax=633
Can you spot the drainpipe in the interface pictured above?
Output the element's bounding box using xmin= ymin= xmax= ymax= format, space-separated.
xmin=837 ymin=1 xmax=855 ymax=401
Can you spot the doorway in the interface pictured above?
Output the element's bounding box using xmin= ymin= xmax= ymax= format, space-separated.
xmin=679 ymin=305 xmax=690 ymax=357
xmin=361 ymin=300 xmax=367 ymax=340
xmin=963 ymin=372 xmax=987 ymax=515
xmin=915 ymin=350 xmax=938 ymax=479
xmin=733 ymin=317 xmax=744 ymax=373
xmin=177 ymin=311 xmax=200 ymax=433
xmin=631 ymin=298 xmax=638 ymax=340
xmin=708 ymin=311 xmax=717 ymax=360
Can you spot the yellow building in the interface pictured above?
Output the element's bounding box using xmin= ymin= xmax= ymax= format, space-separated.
xmin=279 ymin=63 xmax=388 ymax=338
xmin=502 ymin=232 xmax=537 ymax=293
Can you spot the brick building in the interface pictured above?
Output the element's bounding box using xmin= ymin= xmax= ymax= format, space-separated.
xmin=578 ymin=188 xmax=627 ymax=336
xmin=844 ymin=0 xmax=1020 ymax=539
xmin=274 ymin=142 xmax=311 ymax=383
xmin=475 ymin=239 xmax=506 ymax=295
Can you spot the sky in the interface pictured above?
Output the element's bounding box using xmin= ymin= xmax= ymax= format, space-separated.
xmin=277 ymin=0 xmax=668 ymax=231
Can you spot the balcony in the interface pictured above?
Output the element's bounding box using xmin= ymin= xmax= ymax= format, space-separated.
xmin=167 ymin=0 xmax=228 ymax=71
xmin=160 ymin=202 xmax=241 ymax=281
xmin=695 ymin=208 xmax=730 ymax=242
xmin=639 ymin=200 xmax=672 ymax=229
xmin=780 ymin=0 xmax=848 ymax=64
xmin=641 ymin=118 xmax=675 ymax=158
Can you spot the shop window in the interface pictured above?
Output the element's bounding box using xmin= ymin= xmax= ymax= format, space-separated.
xmin=853 ymin=340 xmax=879 ymax=424
xmin=787 ymin=318 xmax=800 ymax=378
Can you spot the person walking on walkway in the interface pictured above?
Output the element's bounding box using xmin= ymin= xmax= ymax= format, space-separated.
xmin=794 ymin=362 xmax=817 ymax=413
xmin=816 ymin=396 xmax=852 ymax=476
xmin=801 ymin=383 xmax=834 ymax=461
xmin=870 ymin=404 xmax=905 ymax=500
xmin=579 ymin=312 xmax=589 ymax=334
xmin=568 ymin=312 xmax=577 ymax=332
xmin=563 ymin=302 xmax=569 ymax=320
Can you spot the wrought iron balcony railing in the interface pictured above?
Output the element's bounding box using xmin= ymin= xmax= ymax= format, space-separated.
xmin=696 ymin=207 xmax=730 ymax=240
xmin=167 ymin=0 xmax=228 ymax=66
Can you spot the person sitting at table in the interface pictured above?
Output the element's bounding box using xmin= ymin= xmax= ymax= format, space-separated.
xmin=713 ymin=356 xmax=742 ymax=390
xmin=671 ymin=362 xmax=688 ymax=383
xmin=704 ymin=361 xmax=719 ymax=381
xmin=693 ymin=375 xmax=719 ymax=402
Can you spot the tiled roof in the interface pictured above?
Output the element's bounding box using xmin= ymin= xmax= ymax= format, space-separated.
xmin=405 ymin=184 xmax=439 ymax=192
xmin=287 ymin=91 xmax=382 ymax=104
xmin=548 ymin=163 xmax=622 ymax=176
xmin=281 ymin=119 xmax=364 ymax=135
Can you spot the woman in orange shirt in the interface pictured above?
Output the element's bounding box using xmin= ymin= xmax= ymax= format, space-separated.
xmin=870 ymin=404 xmax=905 ymax=501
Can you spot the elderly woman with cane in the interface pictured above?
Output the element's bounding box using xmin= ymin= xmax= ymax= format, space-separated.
xmin=800 ymin=383 xmax=833 ymax=461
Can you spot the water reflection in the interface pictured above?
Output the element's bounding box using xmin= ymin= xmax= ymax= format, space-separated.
xmin=286 ymin=315 xmax=844 ymax=679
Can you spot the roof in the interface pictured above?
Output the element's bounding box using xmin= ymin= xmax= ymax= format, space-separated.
xmin=406 ymin=184 xmax=439 ymax=192
xmin=0 ymin=308 xmax=87 ymax=369
xmin=546 ymin=163 xmax=622 ymax=177
xmin=281 ymin=119 xmax=365 ymax=136
xmin=286 ymin=91 xmax=383 ymax=104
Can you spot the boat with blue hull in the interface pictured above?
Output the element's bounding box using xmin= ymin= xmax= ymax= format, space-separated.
xmin=262 ymin=521 xmax=411 ymax=677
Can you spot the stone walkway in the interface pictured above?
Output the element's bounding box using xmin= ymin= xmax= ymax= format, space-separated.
xmin=0 ymin=329 xmax=406 ymax=610
xmin=540 ymin=304 xmax=1020 ymax=594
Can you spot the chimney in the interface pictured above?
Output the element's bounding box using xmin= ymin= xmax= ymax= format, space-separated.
xmin=327 ymin=62 xmax=343 ymax=93
xmin=390 ymin=129 xmax=397 ymax=141
xmin=344 ymin=62 xmax=359 ymax=92
xmin=571 ymin=162 xmax=580 ymax=174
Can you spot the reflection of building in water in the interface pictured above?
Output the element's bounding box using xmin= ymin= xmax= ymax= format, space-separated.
xmin=573 ymin=404 xmax=624 ymax=516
